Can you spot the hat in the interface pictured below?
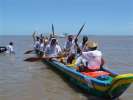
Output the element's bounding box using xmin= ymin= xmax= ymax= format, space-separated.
xmin=9 ymin=42 xmax=13 ymax=45
xmin=51 ymin=38 xmax=57 ymax=43
xmin=85 ymin=40 xmax=97 ymax=48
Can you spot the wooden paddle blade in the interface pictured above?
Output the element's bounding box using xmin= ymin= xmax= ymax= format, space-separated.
xmin=24 ymin=50 xmax=34 ymax=54
xmin=76 ymin=23 xmax=85 ymax=39
xmin=52 ymin=24 xmax=55 ymax=36
xmin=24 ymin=57 xmax=42 ymax=62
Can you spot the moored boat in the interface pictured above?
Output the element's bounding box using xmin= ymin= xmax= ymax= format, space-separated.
xmin=0 ymin=46 xmax=7 ymax=53
xmin=36 ymin=51 xmax=133 ymax=99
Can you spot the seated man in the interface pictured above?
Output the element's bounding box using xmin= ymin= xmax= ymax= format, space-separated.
xmin=64 ymin=35 xmax=74 ymax=52
xmin=64 ymin=35 xmax=79 ymax=64
xmin=44 ymin=38 xmax=62 ymax=58
xmin=80 ymin=35 xmax=88 ymax=51
xmin=76 ymin=40 xmax=104 ymax=72
xmin=34 ymin=36 xmax=40 ymax=50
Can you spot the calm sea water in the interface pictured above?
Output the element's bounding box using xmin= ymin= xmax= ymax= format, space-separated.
xmin=0 ymin=35 xmax=133 ymax=100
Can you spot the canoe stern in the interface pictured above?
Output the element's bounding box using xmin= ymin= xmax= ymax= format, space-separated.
xmin=108 ymin=73 xmax=133 ymax=99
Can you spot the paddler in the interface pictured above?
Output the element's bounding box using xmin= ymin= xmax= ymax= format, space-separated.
xmin=80 ymin=35 xmax=88 ymax=51
xmin=6 ymin=42 xmax=15 ymax=54
xmin=33 ymin=36 xmax=40 ymax=51
xmin=44 ymin=38 xmax=62 ymax=58
xmin=75 ymin=35 xmax=88 ymax=55
xmin=75 ymin=40 xmax=104 ymax=72
xmin=63 ymin=35 xmax=77 ymax=63
xmin=64 ymin=35 xmax=74 ymax=52
xmin=43 ymin=38 xmax=49 ymax=50
xmin=39 ymin=38 xmax=44 ymax=52
xmin=39 ymin=38 xmax=49 ymax=52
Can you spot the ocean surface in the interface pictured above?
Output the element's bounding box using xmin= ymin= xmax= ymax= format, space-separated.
xmin=0 ymin=35 xmax=133 ymax=100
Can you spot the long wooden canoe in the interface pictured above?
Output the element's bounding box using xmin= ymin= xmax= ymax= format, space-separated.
xmin=36 ymin=51 xmax=133 ymax=99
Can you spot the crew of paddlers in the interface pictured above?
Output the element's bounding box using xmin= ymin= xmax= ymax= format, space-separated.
xmin=32 ymin=32 xmax=104 ymax=72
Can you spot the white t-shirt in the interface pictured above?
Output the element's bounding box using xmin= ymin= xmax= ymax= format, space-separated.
xmin=64 ymin=40 xmax=73 ymax=50
xmin=64 ymin=39 xmax=78 ymax=54
xmin=81 ymin=50 xmax=102 ymax=68
xmin=40 ymin=43 xmax=44 ymax=51
xmin=34 ymin=41 xmax=40 ymax=50
xmin=6 ymin=45 xmax=14 ymax=54
xmin=70 ymin=43 xmax=77 ymax=54
xmin=45 ymin=44 xmax=62 ymax=57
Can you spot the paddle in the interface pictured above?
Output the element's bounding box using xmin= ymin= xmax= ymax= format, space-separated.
xmin=52 ymin=24 xmax=55 ymax=36
xmin=63 ymin=24 xmax=85 ymax=53
xmin=24 ymin=50 xmax=34 ymax=54
xmin=32 ymin=31 xmax=36 ymax=43
xmin=25 ymin=31 xmax=37 ymax=54
xmin=75 ymin=23 xmax=85 ymax=40
xmin=24 ymin=56 xmax=63 ymax=62
xmin=74 ymin=23 xmax=85 ymax=50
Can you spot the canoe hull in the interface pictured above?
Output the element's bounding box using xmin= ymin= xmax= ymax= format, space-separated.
xmin=0 ymin=47 xmax=6 ymax=54
xmin=44 ymin=60 xmax=107 ymax=97
xmin=36 ymin=51 xmax=133 ymax=99
xmin=43 ymin=60 xmax=133 ymax=99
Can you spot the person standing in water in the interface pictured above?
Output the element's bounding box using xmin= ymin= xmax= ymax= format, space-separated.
xmin=6 ymin=42 xmax=15 ymax=54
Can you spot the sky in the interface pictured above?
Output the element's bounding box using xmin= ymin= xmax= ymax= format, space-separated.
xmin=0 ymin=0 xmax=133 ymax=35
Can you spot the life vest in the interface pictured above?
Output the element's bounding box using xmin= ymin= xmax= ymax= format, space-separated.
xmin=81 ymin=71 xmax=110 ymax=78
xmin=87 ymin=66 xmax=100 ymax=71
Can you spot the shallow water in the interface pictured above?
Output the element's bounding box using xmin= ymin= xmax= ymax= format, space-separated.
xmin=0 ymin=35 xmax=133 ymax=100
